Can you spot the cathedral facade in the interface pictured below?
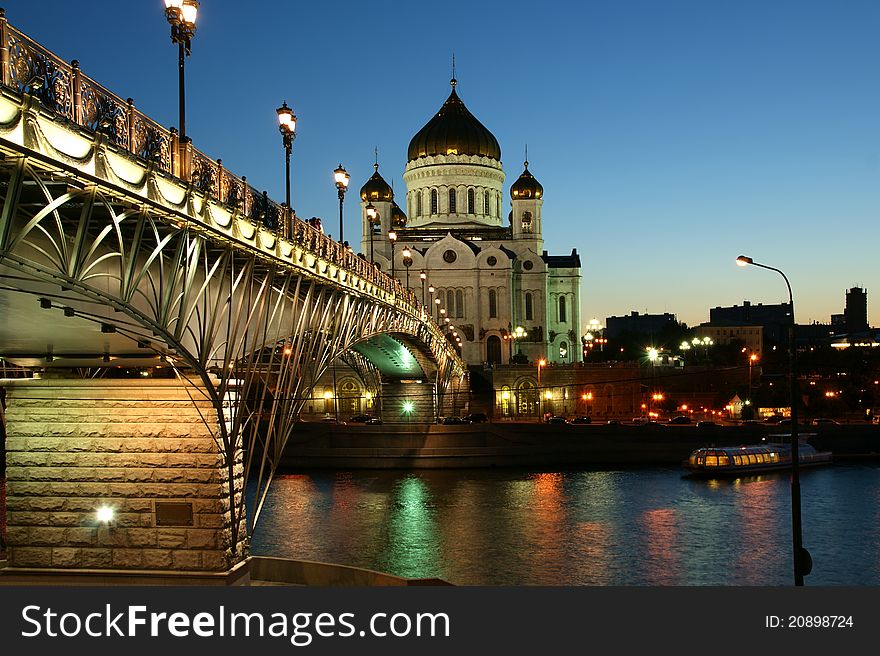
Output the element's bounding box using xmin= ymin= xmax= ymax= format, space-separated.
xmin=359 ymin=78 xmax=581 ymax=366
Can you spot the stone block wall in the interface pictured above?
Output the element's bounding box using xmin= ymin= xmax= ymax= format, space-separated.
xmin=380 ymin=381 xmax=436 ymax=423
xmin=2 ymin=377 xmax=246 ymax=572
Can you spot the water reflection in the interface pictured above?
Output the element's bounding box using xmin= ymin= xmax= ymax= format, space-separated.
xmin=249 ymin=464 xmax=880 ymax=585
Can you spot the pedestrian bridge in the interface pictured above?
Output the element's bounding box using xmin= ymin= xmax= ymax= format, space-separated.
xmin=0 ymin=12 xmax=465 ymax=577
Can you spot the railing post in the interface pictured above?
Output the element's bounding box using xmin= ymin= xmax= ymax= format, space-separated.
xmin=127 ymin=97 xmax=136 ymax=155
xmin=216 ymin=158 xmax=224 ymax=204
xmin=71 ymin=59 xmax=82 ymax=126
xmin=169 ymin=127 xmax=179 ymax=177
xmin=180 ymin=138 xmax=193 ymax=184
xmin=0 ymin=8 xmax=9 ymax=87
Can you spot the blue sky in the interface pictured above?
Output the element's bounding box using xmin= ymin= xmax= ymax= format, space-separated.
xmin=8 ymin=0 xmax=879 ymax=327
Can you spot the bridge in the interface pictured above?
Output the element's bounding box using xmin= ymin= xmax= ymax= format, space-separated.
xmin=0 ymin=10 xmax=466 ymax=582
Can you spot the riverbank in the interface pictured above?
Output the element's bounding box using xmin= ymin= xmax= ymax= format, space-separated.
xmin=280 ymin=421 xmax=880 ymax=469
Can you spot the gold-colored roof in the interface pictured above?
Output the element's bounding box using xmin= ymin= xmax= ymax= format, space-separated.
xmin=407 ymin=81 xmax=501 ymax=162
xmin=360 ymin=165 xmax=394 ymax=202
xmin=510 ymin=161 xmax=543 ymax=200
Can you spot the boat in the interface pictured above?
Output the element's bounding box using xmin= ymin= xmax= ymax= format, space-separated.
xmin=684 ymin=439 xmax=832 ymax=477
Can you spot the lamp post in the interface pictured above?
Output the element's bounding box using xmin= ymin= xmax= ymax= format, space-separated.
xmin=737 ymin=254 xmax=810 ymax=586
xmin=537 ymin=358 xmax=546 ymax=420
xmin=388 ymin=230 xmax=397 ymax=278
xmin=434 ymin=297 xmax=440 ymax=323
xmin=402 ymin=248 xmax=413 ymax=293
xmin=748 ymin=352 xmax=758 ymax=404
xmin=276 ymin=101 xmax=297 ymax=238
xmin=334 ymin=164 xmax=350 ymax=243
xmin=163 ymin=1 xmax=198 ymax=145
xmin=365 ymin=203 xmax=378 ymax=263
xmin=420 ymin=271 xmax=427 ymax=306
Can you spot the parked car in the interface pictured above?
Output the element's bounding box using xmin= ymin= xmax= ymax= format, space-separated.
xmin=668 ymin=415 xmax=692 ymax=424
xmin=349 ymin=414 xmax=373 ymax=423
xmin=571 ymin=416 xmax=593 ymax=424
xmin=631 ymin=417 xmax=650 ymax=425
xmin=547 ymin=416 xmax=568 ymax=424
xmin=366 ymin=417 xmax=382 ymax=425
xmin=811 ymin=418 xmax=840 ymax=426
xmin=442 ymin=416 xmax=467 ymax=425
xmin=465 ymin=412 xmax=489 ymax=423
xmin=763 ymin=415 xmax=783 ymax=424
xmin=696 ymin=420 xmax=720 ymax=429
xmin=606 ymin=419 xmax=621 ymax=426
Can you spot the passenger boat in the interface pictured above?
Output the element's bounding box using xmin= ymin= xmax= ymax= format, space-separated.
xmin=684 ymin=440 xmax=832 ymax=477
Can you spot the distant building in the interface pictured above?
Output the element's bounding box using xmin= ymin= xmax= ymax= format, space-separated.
xmin=605 ymin=311 xmax=678 ymax=339
xmin=710 ymin=300 xmax=791 ymax=347
xmin=845 ymin=287 xmax=869 ymax=334
xmin=694 ymin=322 xmax=763 ymax=354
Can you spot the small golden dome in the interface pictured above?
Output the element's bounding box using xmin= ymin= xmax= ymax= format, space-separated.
xmin=359 ymin=164 xmax=394 ymax=202
xmin=510 ymin=161 xmax=543 ymax=200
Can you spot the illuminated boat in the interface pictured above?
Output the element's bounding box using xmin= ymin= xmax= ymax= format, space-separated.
xmin=684 ymin=441 xmax=832 ymax=477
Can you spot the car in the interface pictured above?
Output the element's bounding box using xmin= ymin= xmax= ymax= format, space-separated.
xmin=442 ymin=416 xmax=467 ymax=425
xmin=696 ymin=420 xmax=720 ymax=428
xmin=668 ymin=415 xmax=692 ymax=424
xmin=571 ymin=416 xmax=593 ymax=424
xmin=465 ymin=412 xmax=489 ymax=423
xmin=811 ymin=418 xmax=840 ymax=426
xmin=365 ymin=417 xmax=382 ymax=425
xmin=606 ymin=419 xmax=621 ymax=426
xmin=631 ymin=417 xmax=650 ymax=425
xmin=547 ymin=416 xmax=568 ymax=424
xmin=349 ymin=414 xmax=373 ymax=423
xmin=763 ymin=416 xmax=783 ymax=424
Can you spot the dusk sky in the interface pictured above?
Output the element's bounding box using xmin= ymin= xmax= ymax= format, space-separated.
xmin=9 ymin=0 xmax=879 ymax=328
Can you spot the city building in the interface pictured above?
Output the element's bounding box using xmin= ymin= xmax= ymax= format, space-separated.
xmin=359 ymin=77 xmax=581 ymax=366
xmin=694 ymin=322 xmax=764 ymax=354
xmin=605 ymin=311 xmax=678 ymax=340
xmin=845 ymin=286 xmax=869 ymax=334
xmin=709 ymin=300 xmax=792 ymax=347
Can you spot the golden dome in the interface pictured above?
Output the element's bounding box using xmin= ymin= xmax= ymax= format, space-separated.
xmin=359 ymin=164 xmax=394 ymax=202
xmin=407 ymin=80 xmax=501 ymax=162
xmin=510 ymin=161 xmax=543 ymax=200
xmin=390 ymin=202 xmax=407 ymax=229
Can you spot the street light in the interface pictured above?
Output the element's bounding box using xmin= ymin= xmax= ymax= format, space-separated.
xmin=420 ymin=271 xmax=427 ymax=305
xmin=276 ymin=101 xmax=297 ymax=238
xmin=163 ymin=0 xmax=198 ymax=145
xmin=537 ymin=358 xmax=546 ymax=420
xmin=748 ymin=352 xmax=758 ymax=404
xmin=388 ymin=230 xmax=397 ymax=278
xmin=434 ymin=296 xmax=441 ymax=322
xmin=402 ymin=248 xmax=413 ymax=293
xmin=736 ymin=254 xmax=810 ymax=586
xmin=365 ymin=202 xmax=378 ymax=263
xmin=334 ymin=164 xmax=350 ymax=243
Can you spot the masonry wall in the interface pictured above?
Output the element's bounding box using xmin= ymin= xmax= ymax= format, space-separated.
xmin=2 ymin=377 xmax=246 ymax=572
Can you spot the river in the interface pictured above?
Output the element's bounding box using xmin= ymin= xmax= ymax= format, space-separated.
xmin=249 ymin=463 xmax=880 ymax=585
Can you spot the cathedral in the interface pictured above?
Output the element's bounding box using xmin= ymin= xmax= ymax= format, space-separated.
xmin=359 ymin=77 xmax=581 ymax=366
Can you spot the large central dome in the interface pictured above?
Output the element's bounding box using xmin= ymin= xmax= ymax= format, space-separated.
xmin=407 ymin=80 xmax=501 ymax=162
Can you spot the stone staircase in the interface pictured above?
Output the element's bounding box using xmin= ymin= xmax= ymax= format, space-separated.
xmin=1 ymin=377 xmax=245 ymax=574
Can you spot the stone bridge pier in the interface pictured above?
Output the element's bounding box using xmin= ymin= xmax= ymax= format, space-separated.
xmin=1 ymin=376 xmax=248 ymax=585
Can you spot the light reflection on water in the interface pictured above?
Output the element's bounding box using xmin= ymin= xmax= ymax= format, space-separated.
xmin=249 ymin=464 xmax=880 ymax=585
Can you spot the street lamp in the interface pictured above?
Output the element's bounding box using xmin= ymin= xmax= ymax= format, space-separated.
xmin=748 ymin=352 xmax=758 ymax=404
xmin=334 ymin=164 xmax=350 ymax=243
xmin=537 ymin=358 xmax=546 ymax=420
xmin=736 ymin=254 xmax=810 ymax=586
xmin=434 ymin=296 xmax=441 ymax=323
xmin=420 ymin=271 xmax=427 ymax=305
xmin=163 ymin=0 xmax=198 ymax=144
xmin=276 ymin=101 xmax=297 ymax=238
xmin=365 ymin=203 xmax=378 ymax=263
xmin=402 ymin=248 xmax=413 ymax=293
xmin=388 ymin=230 xmax=397 ymax=278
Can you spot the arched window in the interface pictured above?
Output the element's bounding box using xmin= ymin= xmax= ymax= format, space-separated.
xmin=525 ymin=292 xmax=533 ymax=321
xmin=559 ymin=295 xmax=567 ymax=323
xmin=430 ymin=189 xmax=438 ymax=214
xmin=488 ymin=289 xmax=497 ymax=318
xmin=417 ymin=190 xmax=422 ymax=216
xmin=467 ymin=188 xmax=475 ymax=214
xmin=448 ymin=188 xmax=457 ymax=213
xmin=559 ymin=341 xmax=568 ymax=360
xmin=447 ymin=290 xmax=455 ymax=316
xmin=455 ymin=290 xmax=464 ymax=318
xmin=521 ymin=211 xmax=533 ymax=233
xmin=497 ymin=192 xmax=502 ymax=217
xmin=484 ymin=191 xmax=490 ymax=215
